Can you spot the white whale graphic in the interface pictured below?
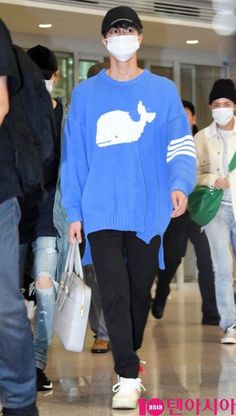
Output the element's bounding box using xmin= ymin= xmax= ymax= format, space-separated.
xmin=96 ymin=101 xmax=156 ymax=147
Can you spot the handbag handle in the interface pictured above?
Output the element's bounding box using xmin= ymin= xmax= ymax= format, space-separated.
xmin=64 ymin=242 xmax=74 ymax=274
xmin=64 ymin=242 xmax=84 ymax=279
xmin=56 ymin=242 xmax=85 ymax=310
xmin=73 ymin=242 xmax=84 ymax=279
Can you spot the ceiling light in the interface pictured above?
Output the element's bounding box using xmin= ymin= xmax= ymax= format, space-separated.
xmin=38 ymin=23 xmax=52 ymax=28
xmin=212 ymin=12 xmax=236 ymax=36
xmin=186 ymin=40 xmax=199 ymax=45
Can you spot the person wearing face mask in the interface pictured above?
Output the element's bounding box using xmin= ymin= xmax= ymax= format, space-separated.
xmin=195 ymin=78 xmax=236 ymax=344
xmin=152 ymin=100 xmax=219 ymax=326
xmin=18 ymin=45 xmax=63 ymax=392
xmin=61 ymin=6 xmax=196 ymax=409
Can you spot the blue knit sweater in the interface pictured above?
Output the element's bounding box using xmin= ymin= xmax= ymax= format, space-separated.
xmin=61 ymin=69 xmax=196 ymax=266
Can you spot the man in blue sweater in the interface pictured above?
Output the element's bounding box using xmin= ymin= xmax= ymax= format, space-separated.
xmin=61 ymin=5 xmax=196 ymax=410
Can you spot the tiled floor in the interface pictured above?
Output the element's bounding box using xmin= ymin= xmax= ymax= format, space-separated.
xmin=37 ymin=284 xmax=236 ymax=415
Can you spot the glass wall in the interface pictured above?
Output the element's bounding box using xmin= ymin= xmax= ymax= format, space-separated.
xmin=180 ymin=64 xmax=223 ymax=129
xmin=78 ymin=60 xmax=99 ymax=82
xmin=150 ymin=65 xmax=174 ymax=80
xmin=53 ymin=53 xmax=74 ymax=104
xmin=53 ymin=54 xmax=223 ymax=129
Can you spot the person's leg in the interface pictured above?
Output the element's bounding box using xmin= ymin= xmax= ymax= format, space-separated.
xmin=19 ymin=245 xmax=36 ymax=321
xmin=89 ymin=230 xmax=160 ymax=410
xmin=231 ymin=220 xmax=236 ymax=258
xmin=31 ymin=236 xmax=57 ymax=390
xmin=189 ymin=218 xmax=219 ymax=325
xmin=88 ymin=230 xmax=139 ymax=378
xmin=204 ymin=205 xmax=236 ymax=333
xmin=54 ymin=227 xmax=69 ymax=282
xmin=153 ymin=214 xmax=188 ymax=318
xmin=229 ymin=217 xmax=236 ymax=330
xmin=83 ymin=264 xmax=110 ymax=353
xmin=0 ymin=198 xmax=38 ymax=414
xmin=19 ymin=244 xmax=29 ymax=290
xmin=125 ymin=232 xmax=160 ymax=351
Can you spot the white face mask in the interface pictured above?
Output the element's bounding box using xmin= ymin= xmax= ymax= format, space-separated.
xmin=212 ymin=107 xmax=234 ymax=126
xmin=45 ymin=79 xmax=54 ymax=93
xmin=106 ymin=35 xmax=140 ymax=62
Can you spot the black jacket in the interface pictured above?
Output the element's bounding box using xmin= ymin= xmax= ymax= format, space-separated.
xmin=0 ymin=19 xmax=21 ymax=203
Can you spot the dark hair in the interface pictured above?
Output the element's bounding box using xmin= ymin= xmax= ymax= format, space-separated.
xmin=87 ymin=62 xmax=108 ymax=78
xmin=27 ymin=45 xmax=58 ymax=80
xmin=182 ymin=99 xmax=196 ymax=116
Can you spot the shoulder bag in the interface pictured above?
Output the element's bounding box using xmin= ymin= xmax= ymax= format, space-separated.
xmin=53 ymin=242 xmax=91 ymax=352
xmin=188 ymin=151 xmax=236 ymax=226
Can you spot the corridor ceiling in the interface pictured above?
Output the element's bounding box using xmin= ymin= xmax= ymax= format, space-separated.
xmin=0 ymin=0 xmax=235 ymax=53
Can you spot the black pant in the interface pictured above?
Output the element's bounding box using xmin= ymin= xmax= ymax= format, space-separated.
xmin=156 ymin=211 xmax=219 ymax=318
xmin=88 ymin=230 xmax=160 ymax=378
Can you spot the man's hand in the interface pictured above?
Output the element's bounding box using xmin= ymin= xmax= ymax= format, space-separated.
xmin=0 ymin=75 xmax=9 ymax=126
xmin=68 ymin=221 xmax=82 ymax=243
xmin=214 ymin=177 xmax=229 ymax=190
xmin=171 ymin=190 xmax=188 ymax=218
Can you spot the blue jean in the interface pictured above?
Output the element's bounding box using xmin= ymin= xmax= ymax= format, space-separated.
xmin=20 ymin=236 xmax=57 ymax=370
xmin=0 ymin=198 xmax=36 ymax=409
xmin=53 ymin=182 xmax=69 ymax=281
xmin=204 ymin=204 xmax=236 ymax=331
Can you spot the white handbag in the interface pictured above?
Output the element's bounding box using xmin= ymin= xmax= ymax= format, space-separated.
xmin=53 ymin=242 xmax=91 ymax=352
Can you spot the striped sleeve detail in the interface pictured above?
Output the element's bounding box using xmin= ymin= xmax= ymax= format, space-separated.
xmin=167 ymin=135 xmax=196 ymax=163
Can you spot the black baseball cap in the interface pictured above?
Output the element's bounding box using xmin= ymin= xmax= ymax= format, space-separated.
xmin=101 ymin=6 xmax=143 ymax=36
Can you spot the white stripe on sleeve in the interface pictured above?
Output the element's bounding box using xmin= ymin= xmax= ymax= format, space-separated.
xmin=167 ymin=135 xmax=196 ymax=163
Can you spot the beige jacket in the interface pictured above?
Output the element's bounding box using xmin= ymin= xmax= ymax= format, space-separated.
xmin=194 ymin=116 xmax=236 ymax=220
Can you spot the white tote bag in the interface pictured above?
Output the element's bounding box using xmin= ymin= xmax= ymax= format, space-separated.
xmin=53 ymin=242 xmax=91 ymax=352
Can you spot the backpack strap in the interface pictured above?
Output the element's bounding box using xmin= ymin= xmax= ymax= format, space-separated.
xmin=228 ymin=151 xmax=236 ymax=173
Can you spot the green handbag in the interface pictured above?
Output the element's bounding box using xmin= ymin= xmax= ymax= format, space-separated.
xmin=188 ymin=151 xmax=236 ymax=226
xmin=188 ymin=186 xmax=223 ymax=226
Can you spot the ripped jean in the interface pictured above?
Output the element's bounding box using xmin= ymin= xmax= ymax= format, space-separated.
xmin=19 ymin=236 xmax=57 ymax=370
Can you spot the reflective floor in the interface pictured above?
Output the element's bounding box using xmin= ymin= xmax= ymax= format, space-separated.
xmin=37 ymin=284 xmax=236 ymax=415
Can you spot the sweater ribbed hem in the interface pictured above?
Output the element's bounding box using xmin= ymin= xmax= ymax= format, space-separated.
xmin=84 ymin=213 xmax=145 ymax=237
xmin=84 ymin=213 xmax=168 ymax=269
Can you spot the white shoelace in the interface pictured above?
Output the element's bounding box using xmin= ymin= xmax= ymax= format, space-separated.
xmin=226 ymin=324 xmax=236 ymax=333
xmin=112 ymin=377 xmax=146 ymax=393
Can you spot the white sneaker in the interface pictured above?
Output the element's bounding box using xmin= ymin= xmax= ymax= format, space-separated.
xmin=221 ymin=324 xmax=236 ymax=344
xmin=112 ymin=377 xmax=145 ymax=409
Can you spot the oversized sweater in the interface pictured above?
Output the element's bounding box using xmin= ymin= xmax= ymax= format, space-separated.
xmin=61 ymin=69 xmax=196 ymax=266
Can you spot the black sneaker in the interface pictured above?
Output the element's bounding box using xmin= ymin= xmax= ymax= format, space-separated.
xmin=151 ymin=288 xmax=170 ymax=320
xmin=36 ymin=367 xmax=53 ymax=391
